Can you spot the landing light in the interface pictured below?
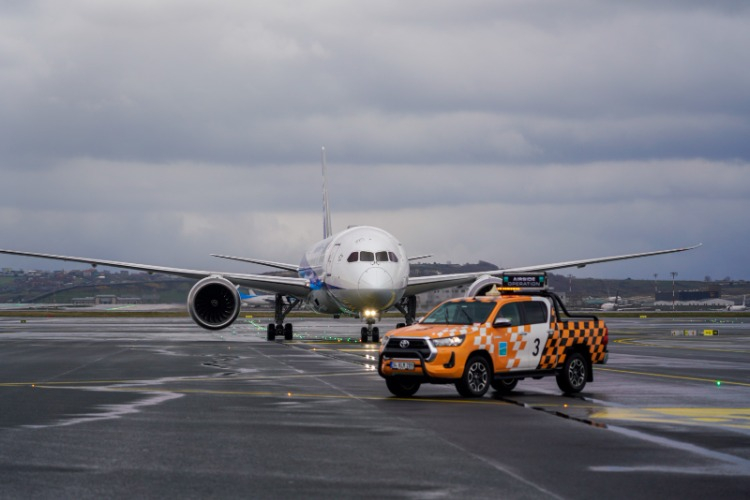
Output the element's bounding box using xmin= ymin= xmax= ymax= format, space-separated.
xmin=363 ymin=309 xmax=379 ymax=318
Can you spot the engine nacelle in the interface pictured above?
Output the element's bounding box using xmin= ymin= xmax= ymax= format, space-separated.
xmin=187 ymin=276 xmax=241 ymax=330
xmin=465 ymin=275 xmax=505 ymax=297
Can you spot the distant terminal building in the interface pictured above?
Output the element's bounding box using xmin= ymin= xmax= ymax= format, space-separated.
xmin=654 ymin=286 xmax=732 ymax=308
xmin=72 ymin=295 xmax=142 ymax=306
xmin=655 ymin=289 xmax=720 ymax=302
xmin=420 ymin=285 xmax=468 ymax=309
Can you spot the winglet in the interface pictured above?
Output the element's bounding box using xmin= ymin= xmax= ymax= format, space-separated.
xmin=321 ymin=147 xmax=333 ymax=239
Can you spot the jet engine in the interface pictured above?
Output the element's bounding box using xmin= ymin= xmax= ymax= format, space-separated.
xmin=465 ymin=275 xmax=505 ymax=297
xmin=187 ymin=276 xmax=241 ymax=330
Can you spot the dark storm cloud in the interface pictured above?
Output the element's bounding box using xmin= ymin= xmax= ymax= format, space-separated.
xmin=0 ymin=1 xmax=748 ymax=280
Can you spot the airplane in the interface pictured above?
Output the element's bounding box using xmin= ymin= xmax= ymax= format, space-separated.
xmin=600 ymin=295 xmax=642 ymax=312
xmin=727 ymin=295 xmax=747 ymax=312
xmin=0 ymin=149 xmax=701 ymax=342
xmin=238 ymin=288 xmax=277 ymax=308
xmin=600 ymin=295 xmax=620 ymax=311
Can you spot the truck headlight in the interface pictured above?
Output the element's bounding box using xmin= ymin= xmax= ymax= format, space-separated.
xmin=432 ymin=335 xmax=465 ymax=347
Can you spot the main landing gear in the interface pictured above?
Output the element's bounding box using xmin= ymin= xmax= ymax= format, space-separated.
xmin=266 ymin=294 xmax=300 ymax=341
xmin=394 ymin=295 xmax=418 ymax=327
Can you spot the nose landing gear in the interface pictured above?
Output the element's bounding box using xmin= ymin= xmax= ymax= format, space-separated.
xmin=361 ymin=323 xmax=380 ymax=343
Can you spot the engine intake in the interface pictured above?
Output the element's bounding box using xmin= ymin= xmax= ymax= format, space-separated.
xmin=465 ymin=275 xmax=505 ymax=297
xmin=187 ymin=276 xmax=241 ymax=330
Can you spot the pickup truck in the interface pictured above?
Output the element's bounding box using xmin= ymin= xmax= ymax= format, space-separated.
xmin=378 ymin=275 xmax=608 ymax=398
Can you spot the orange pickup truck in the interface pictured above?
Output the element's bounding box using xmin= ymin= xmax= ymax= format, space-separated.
xmin=378 ymin=273 xmax=608 ymax=397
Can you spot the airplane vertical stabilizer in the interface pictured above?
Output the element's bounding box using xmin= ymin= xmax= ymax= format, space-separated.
xmin=321 ymin=147 xmax=333 ymax=239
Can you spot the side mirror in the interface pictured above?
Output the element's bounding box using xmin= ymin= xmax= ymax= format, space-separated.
xmin=493 ymin=317 xmax=512 ymax=328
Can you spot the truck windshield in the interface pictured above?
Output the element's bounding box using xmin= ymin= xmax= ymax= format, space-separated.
xmin=421 ymin=301 xmax=496 ymax=325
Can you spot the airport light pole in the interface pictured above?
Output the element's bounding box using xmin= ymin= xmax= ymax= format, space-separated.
xmin=671 ymin=272 xmax=678 ymax=311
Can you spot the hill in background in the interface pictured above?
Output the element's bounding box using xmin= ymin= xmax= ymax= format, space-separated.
xmin=2 ymin=263 xmax=748 ymax=307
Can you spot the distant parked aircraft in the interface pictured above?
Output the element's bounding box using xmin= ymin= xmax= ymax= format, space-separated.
xmin=727 ymin=295 xmax=747 ymax=312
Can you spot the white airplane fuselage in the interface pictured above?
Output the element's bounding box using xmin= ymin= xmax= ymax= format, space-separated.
xmin=299 ymin=225 xmax=409 ymax=318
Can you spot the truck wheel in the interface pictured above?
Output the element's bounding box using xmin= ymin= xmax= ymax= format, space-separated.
xmin=386 ymin=377 xmax=421 ymax=397
xmin=456 ymin=355 xmax=490 ymax=397
xmin=556 ymin=352 xmax=588 ymax=394
xmin=491 ymin=378 xmax=518 ymax=394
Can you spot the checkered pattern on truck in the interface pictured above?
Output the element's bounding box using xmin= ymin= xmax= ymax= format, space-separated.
xmin=538 ymin=320 xmax=607 ymax=370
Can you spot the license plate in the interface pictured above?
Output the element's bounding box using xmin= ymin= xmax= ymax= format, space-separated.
xmin=391 ymin=361 xmax=414 ymax=370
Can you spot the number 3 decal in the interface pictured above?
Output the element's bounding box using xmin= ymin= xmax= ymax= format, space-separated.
xmin=532 ymin=338 xmax=541 ymax=356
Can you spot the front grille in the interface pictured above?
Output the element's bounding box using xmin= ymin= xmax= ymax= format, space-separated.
xmin=383 ymin=337 xmax=434 ymax=361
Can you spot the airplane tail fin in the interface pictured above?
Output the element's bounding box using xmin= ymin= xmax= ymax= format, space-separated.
xmin=321 ymin=147 xmax=333 ymax=239
xmin=236 ymin=286 xmax=252 ymax=300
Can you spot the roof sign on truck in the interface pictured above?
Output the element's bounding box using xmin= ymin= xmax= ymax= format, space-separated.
xmin=500 ymin=272 xmax=548 ymax=291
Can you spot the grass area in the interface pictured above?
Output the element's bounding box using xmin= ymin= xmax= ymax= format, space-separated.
xmin=0 ymin=309 xmax=747 ymax=319
xmin=594 ymin=310 xmax=750 ymax=318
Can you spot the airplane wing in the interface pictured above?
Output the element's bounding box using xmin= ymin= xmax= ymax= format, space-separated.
xmin=210 ymin=254 xmax=299 ymax=272
xmin=405 ymin=244 xmax=701 ymax=296
xmin=0 ymin=249 xmax=311 ymax=297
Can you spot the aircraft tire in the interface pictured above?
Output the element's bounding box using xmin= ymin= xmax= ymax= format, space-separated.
xmin=360 ymin=327 xmax=368 ymax=343
xmin=266 ymin=324 xmax=275 ymax=341
xmin=372 ymin=327 xmax=380 ymax=343
xmin=284 ymin=323 xmax=293 ymax=341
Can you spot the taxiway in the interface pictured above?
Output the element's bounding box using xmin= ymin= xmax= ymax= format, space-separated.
xmin=0 ymin=315 xmax=748 ymax=499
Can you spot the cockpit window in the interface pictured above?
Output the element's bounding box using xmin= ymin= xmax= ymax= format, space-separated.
xmin=348 ymin=251 xmax=398 ymax=263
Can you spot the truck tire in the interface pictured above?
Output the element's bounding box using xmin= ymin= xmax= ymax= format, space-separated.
xmin=386 ymin=377 xmax=421 ymax=397
xmin=456 ymin=355 xmax=490 ymax=397
xmin=556 ymin=352 xmax=588 ymax=394
xmin=491 ymin=378 xmax=518 ymax=394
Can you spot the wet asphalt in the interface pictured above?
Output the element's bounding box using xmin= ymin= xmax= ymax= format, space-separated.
xmin=0 ymin=315 xmax=749 ymax=499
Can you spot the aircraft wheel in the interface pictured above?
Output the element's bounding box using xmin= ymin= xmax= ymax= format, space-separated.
xmin=266 ymin=323 xmax=275 ymax=341
xmin=284 ymin=323 xmax=293 ymax=341
xmin=556 ymin=352 xmax=588 ymax=394
xmin=372 ymin=327 xmax=380 ymax=343
xmin=360 ymin=327 xmax=368 ymax=343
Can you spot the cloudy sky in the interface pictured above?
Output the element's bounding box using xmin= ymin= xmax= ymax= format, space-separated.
xmin=1 ymin=1 xmax=749 ymax=281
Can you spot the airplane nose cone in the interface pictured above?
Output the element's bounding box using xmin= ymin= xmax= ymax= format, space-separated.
xmin=358 ymin=267 xmax=395 ymax=308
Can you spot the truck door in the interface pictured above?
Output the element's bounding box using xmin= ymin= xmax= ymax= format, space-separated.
xmin=493 ymin=298 xmax=552 ymax=372
xmin=515 ymin=299 xmax=552 ymax=370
